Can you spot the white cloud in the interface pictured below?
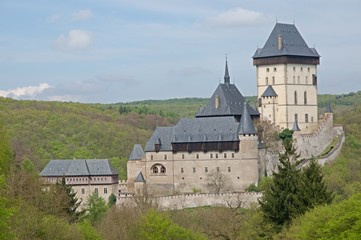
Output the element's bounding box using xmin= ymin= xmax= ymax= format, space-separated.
xmin=0 ymin=83 xmax=52 ymax=99
xmin=206 ymin=8 xmax=269 ymax=28
xmin=72 ymin=9 xmax=93 ymax=21
xmin=54 ymin=30 xmax=93 ymax=51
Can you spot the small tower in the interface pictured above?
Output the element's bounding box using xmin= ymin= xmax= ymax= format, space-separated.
xmin=253 ymin=23 xmax=320 ymax=134
xmin=238 ymin=102 xmax=259 ymax=187
xmin=134 ymin=172 xmax=147 ymax=196
xmin=127 ymin=144 xmax=145 ymax=193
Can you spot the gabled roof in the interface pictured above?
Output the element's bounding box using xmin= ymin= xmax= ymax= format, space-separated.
xmin=129 ymin=144 xmax=145 ymax=160
xmin=195 ymin=83 xmax=259 ymax=118
xmin=253 ymin=23 xmax=320 ymax=59
xmin=40 ymin=159 xmax=118 ymax=177
xmin=238 ymin=103 xmax=257 ymax=135
xmin=144 ymin=116 xmax=242 ymax=152
xmin=261 ymin=85 xmax=278 ymax=97
xmin=135 ymin=172 xmax=146 ymax=183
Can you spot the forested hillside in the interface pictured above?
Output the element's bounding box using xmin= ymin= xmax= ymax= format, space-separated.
xmin=1 ymin=91 xmax=361 ymax=177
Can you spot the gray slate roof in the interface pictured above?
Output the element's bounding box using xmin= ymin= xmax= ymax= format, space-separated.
xmin=238 ymin=103 xmax=257 ymax=135
xmin=40 ymin=159 xmax=118 ymax=177
xmin=261 ymin=85 xmax=278 ymax=97
xmin=325 ymin=103 xmax=333 ymax=113
xmin=135 ymin=172 xmax=146 ymax=182
xmin=129 ymin=144 xmax=145 ymax=160
xmin=253 ymin=23 xmax=320 ymax=59
xmin=196 ymin=83 xmax=259 ymax=118
xmin=292 ymin=121 xmax=301 ymax=131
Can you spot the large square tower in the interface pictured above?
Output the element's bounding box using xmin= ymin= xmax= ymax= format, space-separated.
xmin=253 ymin=23 xmax=320 ymax=133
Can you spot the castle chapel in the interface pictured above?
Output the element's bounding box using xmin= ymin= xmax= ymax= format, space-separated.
xmin=127 ymin=23 xmax=333 ymax=196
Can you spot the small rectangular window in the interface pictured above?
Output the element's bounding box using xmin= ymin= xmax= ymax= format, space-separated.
xmin=266 ymin=68 xmax=269 ymax=72
xmin=273 ymin=67 xmax=277 ymax=72
xmin=193 ymin=167 xmax=196 ymax=173
xmin=308 ymin=67 xmax=310 ymax=72
xmin=81 ymin=188 xmax=85 ymax=194
xmin=232 ymin=153 xmax=235 ymax=158
xmin=196 ymin=154 xmax=199 ymax=159
xmin=164 ymin=155 xmax=167 ymax=160
xmin=293 ymin=67 xmax=296 ymax=71
xmin=104 ymin=188 xmax=107 ymax=194
xmin=210 ymin=154 xmax=213 ymax=159
xmin=215 ymin=153 xmax=218 ymax=159
xmin=228 ymin=167 xmax=231 ymax=172
xmin=150 ymin=155 xmax=153 ymax=160
xmin=181 ymin=168 xmax=184 ymax=173
xmin=305 ymin=114 xmax=309 ymax=123
xmin=95 ymin=188 xmax=98 ymax=194
xmin=205 ymin=167 xmax=208 ymax=173
xmin=224 ymin=153 xmax=227 ymax=158
xmin=182 ymin=154 xmax=185 ymax=159
xmin=301 ymin=67 xmax=303 ymax=72
xmin=216 ymin=167 xmax=220 ymax=172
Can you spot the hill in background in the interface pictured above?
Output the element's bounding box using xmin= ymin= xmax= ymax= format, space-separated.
xmin=1 ymin=91 xmax=361 ymax=179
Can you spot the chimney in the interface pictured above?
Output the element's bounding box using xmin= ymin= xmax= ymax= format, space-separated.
xmin=278 ymin=34 xmax=282 ymax=50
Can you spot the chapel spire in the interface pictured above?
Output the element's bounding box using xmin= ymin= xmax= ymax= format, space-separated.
xmin=224 ymin=58 xmax=230 ymax=84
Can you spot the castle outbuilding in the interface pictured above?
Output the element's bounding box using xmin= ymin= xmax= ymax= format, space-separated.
xmin=253 ymin=23 xmax=320 ymax=134
xmin=127 ymin=61 xmax=260 ymax=196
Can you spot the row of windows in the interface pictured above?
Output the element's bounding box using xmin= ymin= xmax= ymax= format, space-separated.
xmin=265 ymin=75 xmax=311 ymax=85
xmin=81 ymin=187 xmax=107 ymax=194
xmin=67 ymin=177 xmax=107 ymax=182
xmin=294 ymin=91 xmax=308 ymax=105
xmin=181 ymin=166 xmax=231 ymax=174
xmin=150 ymin=153 xmax=236 ymax=160
xmin=266 ymin=67 xmax=311 ymax=73
xmin=294 ymin=113 xmax=312 ymax=123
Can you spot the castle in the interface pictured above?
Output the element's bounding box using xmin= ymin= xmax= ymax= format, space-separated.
xmin=127 ymin=22 xmax=339 ymax=196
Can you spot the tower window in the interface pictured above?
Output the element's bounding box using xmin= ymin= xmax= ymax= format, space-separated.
xmin=273 ymin=67 xmax=277 ymax=72
xmin=293 ymin=67 xmax=296 ymax=71
xmin=293 ymin=76 xmax=295 ymax=84
xmin=181 ymin=168 xmax=184 ymax=173
xmin=294 ymin=91 xmax=298 ymax=105
xmin=301 ymin=67 xmax=303 ymax=72
xmin=205 ymin=167 xmax=208 ymax=173
xmin=266 ymin=68 xmax=269 ymax=72
xmin=228 ymin=167 xmax=231 ymax=172
xmin=150 ymin=155 xmax=153 ymax=160
xmin=210 ymin=153 xmax=213 ymax=158
xmin=216 ymin=167 xmax=220 ymax=172
xmin=297 ymin=76 xmax=300 ymax=84
xmin=272 ymin=76 xmax=275 ymax=85
xmin=266 ymin=77 xmax=268 ymax=85
xmin=164 ymin=155 xmax=167 ymax=160
xmin=193 ymin=167 xmax=196 ymax=173
xmin=308 ymin=67 xmax=310 ymax=72
xmin=196 ymin=154 xmax=199 ymax=159
xmin=182 ymin=154 xmax=185 ymax=159
xmin=161 ymin=166 xmax=166 ymax=173
xmin=232 ymin=153 xmax=235 ymax=158
xmin=215 ymin=153 xmax=218 ymax=159
xmin=295 ymin=114 xmax=298 ymax=122
xmin=304 ymin=91 xmax=307 ymax=105
xmin=305 ymin=114 xmax=309 ymax=123
xmin=306 ymin=76 xmax=308 ymax=84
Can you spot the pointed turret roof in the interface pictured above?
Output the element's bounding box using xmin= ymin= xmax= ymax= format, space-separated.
xmin=292 ymin=121 xmax=301 ymax=131
xmin=224 ymin=59 xmax=230 ymax=84
xmin=129 ymin=144 xmax=145 ymax=160
xmin=325 ymin=103 xmax=333 ymax=113
xmin=238 ymin=102 xmax=257 ymax=135
xmin=253 ymin=23 xmax=320 ymax=59
xmin=261 ymin=85 xmax=278 ymax=97
xmin=135 ymin=172 xmax=146 ymax=182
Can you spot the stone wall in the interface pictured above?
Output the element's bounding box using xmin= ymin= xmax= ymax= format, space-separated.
xmin=294 ymin=113 xmax=335 ymax=159
xmin=117 ymin=192 xmax=262 ymax=210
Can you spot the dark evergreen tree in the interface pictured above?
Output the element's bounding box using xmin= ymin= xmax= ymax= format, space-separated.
xmin=302 ymin=158 xmax=333 ymax=207
xmin=259 ymin=138 xmax=307 ymax=230
xmin=108 ymin=193 xmax=117 ymax=207
xmin=57 ymin=177 xmax=84 ymax=223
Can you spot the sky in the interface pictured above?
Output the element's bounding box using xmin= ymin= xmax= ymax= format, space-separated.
xmin=1 ymin=0 xmax=361 ymax=103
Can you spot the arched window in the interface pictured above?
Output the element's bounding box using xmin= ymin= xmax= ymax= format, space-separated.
xmin=152 ymin=166 xmax=158 ymax=174
xmin=304 ymin=91 xmax=307 ymax=105
xmin=161 ymin=166 xmax=166 ymax=173
xmin=294 ymin=91 xmax=298 ymax=105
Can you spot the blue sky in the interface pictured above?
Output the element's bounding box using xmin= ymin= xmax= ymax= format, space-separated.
xmin=1 ymin=0 xmax=360 ymax=103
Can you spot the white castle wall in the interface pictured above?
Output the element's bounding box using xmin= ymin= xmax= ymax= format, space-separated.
xmin=117 ymin=192 xmax=262 ymax=210
xmin=294 ymin=113 xmax=336 ymax=159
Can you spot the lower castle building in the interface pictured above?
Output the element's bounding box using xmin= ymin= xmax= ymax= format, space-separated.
xmin=127 ymin=61 xmax=262 ymax=195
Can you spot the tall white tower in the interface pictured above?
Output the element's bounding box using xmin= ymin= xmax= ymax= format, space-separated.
xmin=253 ymin=23 xmax=320 ymax=134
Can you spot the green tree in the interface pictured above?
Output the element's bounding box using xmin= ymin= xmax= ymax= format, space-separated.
xmin=85 ymin=192 xmax=108 ymax=225
xmin=137 ymin=209 xmax=206 ymax=240
xmin=259 ymin=136 xmax=306 ymax=231
xmin=56 ymin=177 xmax=84 ymax=223
xmin=108 ymin=193 xmax=117 ymax=207
xmin=302 ymin=158 xmax=333 ymax=207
